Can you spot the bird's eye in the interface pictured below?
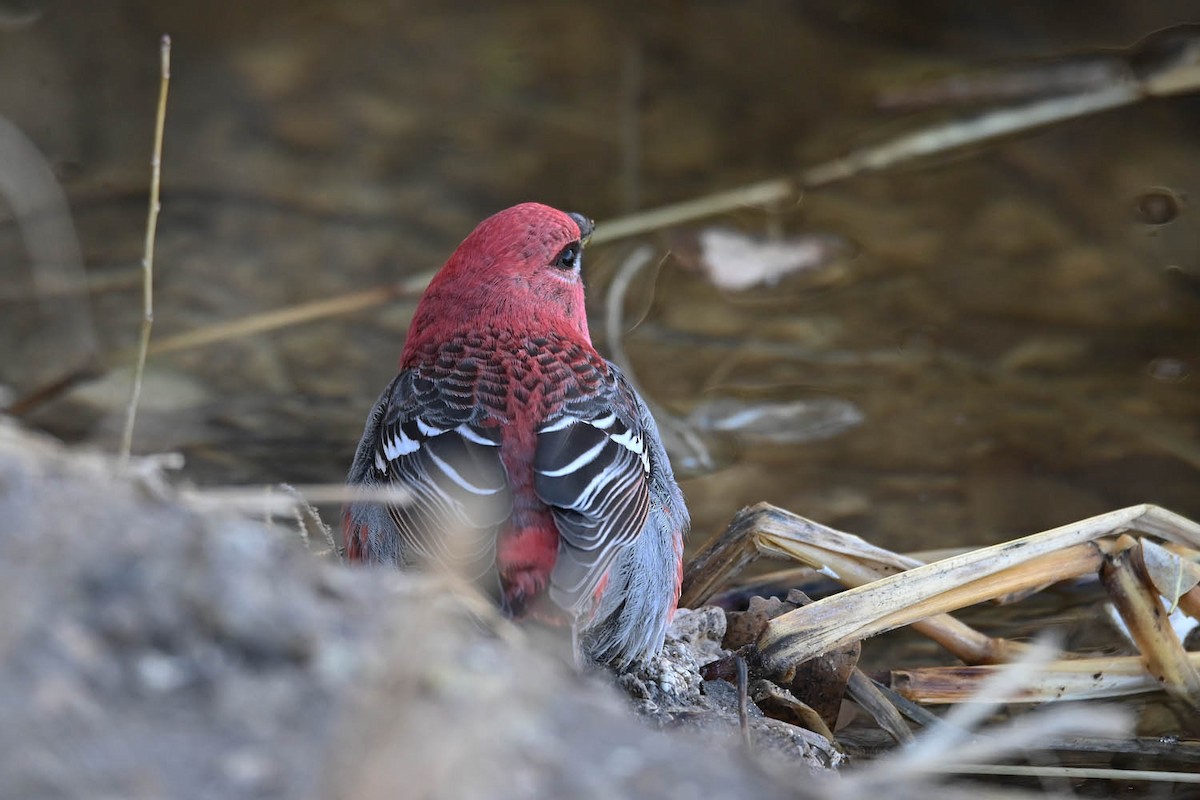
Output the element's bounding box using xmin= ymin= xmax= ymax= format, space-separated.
xmin=553 ymin=242 xmax=581 ymax=271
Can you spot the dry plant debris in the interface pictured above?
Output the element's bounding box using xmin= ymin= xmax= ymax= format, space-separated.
xmin=676 ymin=500 xmax=1200 ymax=783
xmin=673 ymin=227 xmax=849 ymax=292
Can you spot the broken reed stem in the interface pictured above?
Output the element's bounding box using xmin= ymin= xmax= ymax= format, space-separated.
xmin=893 ymin=651 xmax=1200 ymax=704
xmin=119 ymin=34 xmax=171 ymax=465
xmin=591 ymin=177 xmax=796 ymax=244
xmin=801 ymin=85 xmax=1140 ymax=187
xmin=1101 ymin=547 xmax=1200 ymax=709
xmin=757 ymin=504 xmax=1200 ymax=672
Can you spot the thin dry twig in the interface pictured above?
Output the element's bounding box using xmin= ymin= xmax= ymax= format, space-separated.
xmin=119 ymin=35 xmax=171 ymax=465
xmin=144 ymin=275 xmax=429 ymax=358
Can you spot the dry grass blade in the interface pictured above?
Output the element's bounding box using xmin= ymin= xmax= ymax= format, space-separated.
xmin=119 ymin=35 xmax=171 ymax=465
xmin=750 ymin=680 xmax=838 ymax=742
xmin=846 ymin=669 xmax=913 ymax=744
xmin=758 ymin=504 xmax=1200 ymax=672
xmin=280 ymin=483 xmax=341 ymax=559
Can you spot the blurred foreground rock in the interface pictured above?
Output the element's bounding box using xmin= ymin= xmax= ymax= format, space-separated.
xmin=0 ymin=421 xmax=832 ymax=799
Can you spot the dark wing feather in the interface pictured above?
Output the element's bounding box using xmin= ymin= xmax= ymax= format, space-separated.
xmin=346 ymin=371 xmax=512 ymax=578
xmin=534 ymin=386 xmax=652 ymax=618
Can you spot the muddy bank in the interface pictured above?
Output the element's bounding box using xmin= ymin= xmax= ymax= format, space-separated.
xmin=0 ymin=420 xmax=831 ymax=799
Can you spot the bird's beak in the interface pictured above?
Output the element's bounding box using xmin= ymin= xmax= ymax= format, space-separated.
xmin=567 ymin=212 xmax=595 ymax=246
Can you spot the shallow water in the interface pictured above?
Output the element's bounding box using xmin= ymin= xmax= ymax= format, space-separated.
xmin=2 ymin=1 xmax=1199 ymax=562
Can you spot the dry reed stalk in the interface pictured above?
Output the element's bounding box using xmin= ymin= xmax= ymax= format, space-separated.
xmin=119 ymin=35 xmax=171 ymax=465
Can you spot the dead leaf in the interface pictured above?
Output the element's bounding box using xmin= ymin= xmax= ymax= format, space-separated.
xmin=690 ymin=228 xmax=850 ymax=292
xmin=1138 ymin=538 xmax=1200 ymax=610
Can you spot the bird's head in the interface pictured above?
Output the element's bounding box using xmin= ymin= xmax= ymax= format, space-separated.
xmin=408 ymin=203 xmax=597 ymax=347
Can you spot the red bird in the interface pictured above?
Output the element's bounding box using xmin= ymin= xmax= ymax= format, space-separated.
xmin=344 ymin=203 xmax=688 ymax=666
